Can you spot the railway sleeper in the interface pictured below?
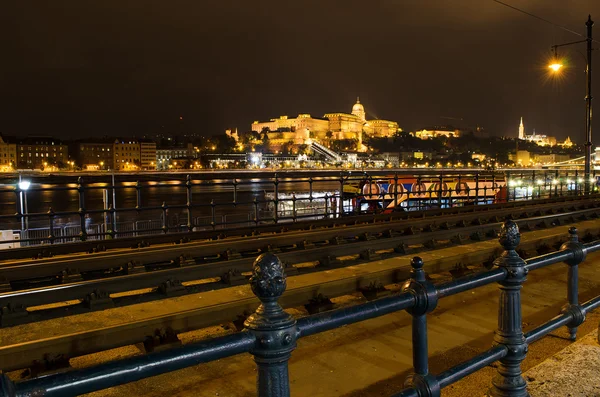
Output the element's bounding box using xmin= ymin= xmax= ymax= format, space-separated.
xmin=359 ymin=249 xmax=381 ymax=261
xmin=359 ymin=281 xmax=391 ymax=301
xmin=451 ymin=233 xmax=469 ymax=245
xmin=297 ymin=240 xmax=315 ymax=250
xmin=222 ymin=249 xmax=242 ymax=260
xmin=394 ymin=243 xmax=407 ymax=254
xmin=470 ymin=231 xmax=485 ymax=241
xmin=221 ymin=269 xmax=247 ymax=286
xmin=382 ymin=229 xmax=401 ymax=238
xmin=282 ymin=261 xmax=299 ymax=277
xmin=139 ymin=327 xmax=182 ymax=354
xmin=26 ymin=353 xmax=71 ymax=378
xmin=423 ymin=239 xmax=438 ymax=249
xmin=0 ymin=303 xmax=28 ymax=327
xmin=305 ymin=293 xmax=334 ymax=314
xmin=519 ymin=222 xmax=535 ymax=232
xmin=157 ymin=280 xmax=186 ymax=296
xmin=449 ymin=262 xmax=476 ymax=278
xmin=83 ymin=289 xmax=114 ymax=310
xmin=262 ymin=244 xmax=281 ymax=254
xmin=320 ymin=255 xmax=342 ymax=268
xmin=359 ymin=232 xmax=377 ymax=241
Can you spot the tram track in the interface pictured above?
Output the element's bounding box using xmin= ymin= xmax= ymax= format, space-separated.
xmin=2 ymin=195 xmax=595 ymax=262
xmin=1 ymin=197 xmax=600 ymax=327
xmin=1 ymin=218 xmax=600 ymax=374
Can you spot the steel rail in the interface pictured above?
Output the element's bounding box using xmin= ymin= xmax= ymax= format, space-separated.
xmin=1 ymin=195 xmax=592 ymax=261
xmin=1 ymin=208 xmax=599 ymax=327
xmin=1 ymin=197 xmax=596 ymax=283
xmin=1 ymin=207 xmax=599 ymax=327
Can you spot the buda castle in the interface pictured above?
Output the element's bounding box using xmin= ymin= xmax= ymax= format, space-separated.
xmin=250 ymin=99 xmax=401 ymax=149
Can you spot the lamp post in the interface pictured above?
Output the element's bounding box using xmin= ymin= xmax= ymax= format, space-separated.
xmin=18 ymin=178 xmax=31 ymax=231
xmin=549 ymin=15 xmax=594 ymax=194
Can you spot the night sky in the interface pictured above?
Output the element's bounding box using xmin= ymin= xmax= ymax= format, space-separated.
xmin=1 ymin=1 xmax=599 ymax=142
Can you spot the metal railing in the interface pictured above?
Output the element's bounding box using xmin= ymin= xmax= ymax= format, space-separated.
xmin=1 ymin=221 xmax=599 ymax=396
xmin=0 ymin=169 xmax=596 ymax=246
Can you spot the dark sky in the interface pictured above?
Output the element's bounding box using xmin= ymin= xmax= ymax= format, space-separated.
xmin=0 ymin=1 xmax=599 ymax=142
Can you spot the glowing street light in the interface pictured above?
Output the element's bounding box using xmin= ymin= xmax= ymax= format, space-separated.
xmin=548 ymin=62 xmax=563 ymax=72
xmin=18 ymin=180 xmax=31 ymax=191
xmin=17 ymin=178 xmax=30 ymax=231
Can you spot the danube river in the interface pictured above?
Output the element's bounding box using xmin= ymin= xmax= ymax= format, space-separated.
xmin=0 ymin=171 xmax=348 ymax=231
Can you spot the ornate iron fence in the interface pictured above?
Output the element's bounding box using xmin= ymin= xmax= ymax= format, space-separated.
xmin=0 ymin=169 xmax=596 ymax=246
xmin=1 ymin=220 xmax=599 ymax=396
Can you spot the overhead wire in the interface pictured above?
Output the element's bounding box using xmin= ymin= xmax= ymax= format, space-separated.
xmin=491 ymin=0 xmax=600 ymax=44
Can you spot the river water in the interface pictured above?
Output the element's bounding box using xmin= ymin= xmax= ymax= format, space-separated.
xmin=0 ymin=175 xmax=342 ymax=231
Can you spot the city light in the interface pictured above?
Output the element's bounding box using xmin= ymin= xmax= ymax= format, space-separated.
xmin=18 ymin=181 xmax=31 ymax=191
xmin=548 ymin=62 xmax=563 ymax=72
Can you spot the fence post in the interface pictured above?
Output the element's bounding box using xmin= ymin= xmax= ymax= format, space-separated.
xmin=402 ymin=257 xmax=440 ymax=397
xmin=560 ymin=227 xmax=587 ymax=340
xmin=48 ymin=207 xmax=55 ymax=244
xmin=186 ymin=175 xmax=193 ymax=232
xmin=245 ymin=253 xmax=297 ymax=397
xmin=490 ymin=220 xmax=528 ymax=397
xmin=78 ymin=177 xmax=87 ymax=241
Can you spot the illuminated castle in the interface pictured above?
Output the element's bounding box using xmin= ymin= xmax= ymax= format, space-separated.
xmin=250 ymin=98 xmax=401 ymax=149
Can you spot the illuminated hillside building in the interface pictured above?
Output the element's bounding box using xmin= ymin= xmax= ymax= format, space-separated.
xmin=517 ymin=117 xmax=573 ymax=147
xmin=251 ymin=98 xmax=400 ymax=149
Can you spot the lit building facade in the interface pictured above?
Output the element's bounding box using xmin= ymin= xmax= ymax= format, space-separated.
xmin=140 ymin=140 xmax=157 ymax=170
xmin=251 ymin=98 xmax=400 ymax=150
xmin=16 ymin=137 xmax=68 ymax=169
xmin=156 ymin=143 xmax=194 ymax=170
xmin=113 ymin=139 xmax=140 ymax=171
xmin=0 ymin=135 xmax=16 ymax=171
xmin=518 ymin=118 xmax=558 ymax=147
xmin=77 ymin=142 xmax=113 ymax=170
xmin=414 ymin=128 xmax=461 ymax=139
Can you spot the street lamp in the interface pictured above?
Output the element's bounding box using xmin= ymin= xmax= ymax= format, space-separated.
xmin=548 ymin=15 xmax=594 ymax=194
xmin=18 ymin=179 xmax=30 ymax=231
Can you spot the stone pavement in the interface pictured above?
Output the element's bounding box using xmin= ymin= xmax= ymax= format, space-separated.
xmin=524 ymin=329 xmax=600 ymax=397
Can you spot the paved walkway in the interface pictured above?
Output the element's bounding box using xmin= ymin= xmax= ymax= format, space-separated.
xmin=525 ymin=329 xmax=600 ymax=397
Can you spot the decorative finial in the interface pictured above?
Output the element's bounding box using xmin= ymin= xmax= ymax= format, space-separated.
xmin=411 ymin=256 xmax=424 ymax=270
xmin=250 ymin=253 xmax=287 ymax=300
xmin=499 ymin=219 xmax=520 ymax=251
xmin=356 ymin=96 xmax=360 ymax=103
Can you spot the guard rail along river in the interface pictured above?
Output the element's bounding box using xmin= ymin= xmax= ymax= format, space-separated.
xmin=1 ymin=169 xmax=598 ymax=247
xmin=1 ymin=220 xmax=599 ymax=396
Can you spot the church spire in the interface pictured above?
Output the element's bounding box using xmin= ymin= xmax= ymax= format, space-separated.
xmin=518 ymin=117 xmax=524 ymax=139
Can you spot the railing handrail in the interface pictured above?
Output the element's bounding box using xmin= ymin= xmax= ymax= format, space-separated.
xmin=1 ymin=169 xmax=596 ymax=247
xmin=1 ymin=221 xmax=599 ymax=396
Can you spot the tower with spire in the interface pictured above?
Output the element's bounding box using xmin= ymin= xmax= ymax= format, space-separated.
xmin=518 ymin=117 xmax=524 ymax=140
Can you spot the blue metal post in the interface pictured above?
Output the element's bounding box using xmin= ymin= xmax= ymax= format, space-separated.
xmin=186 ymin=175 xmax=193 ymax=232
xmin=245 ymin=253 xmax=297 ymax=397
xmin=78 ymin=177 xmax=87 ymax=241
xmin=560 ymin=227 xmax=587 ymax=340
xmin=490 ymin=220 xmax=528 ymax=397
xmin=402 ymin=257 xmax=440 ymax=396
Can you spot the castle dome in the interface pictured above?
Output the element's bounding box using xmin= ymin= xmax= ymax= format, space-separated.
xmin=351 ymin=97 xmax=366 ymax=121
